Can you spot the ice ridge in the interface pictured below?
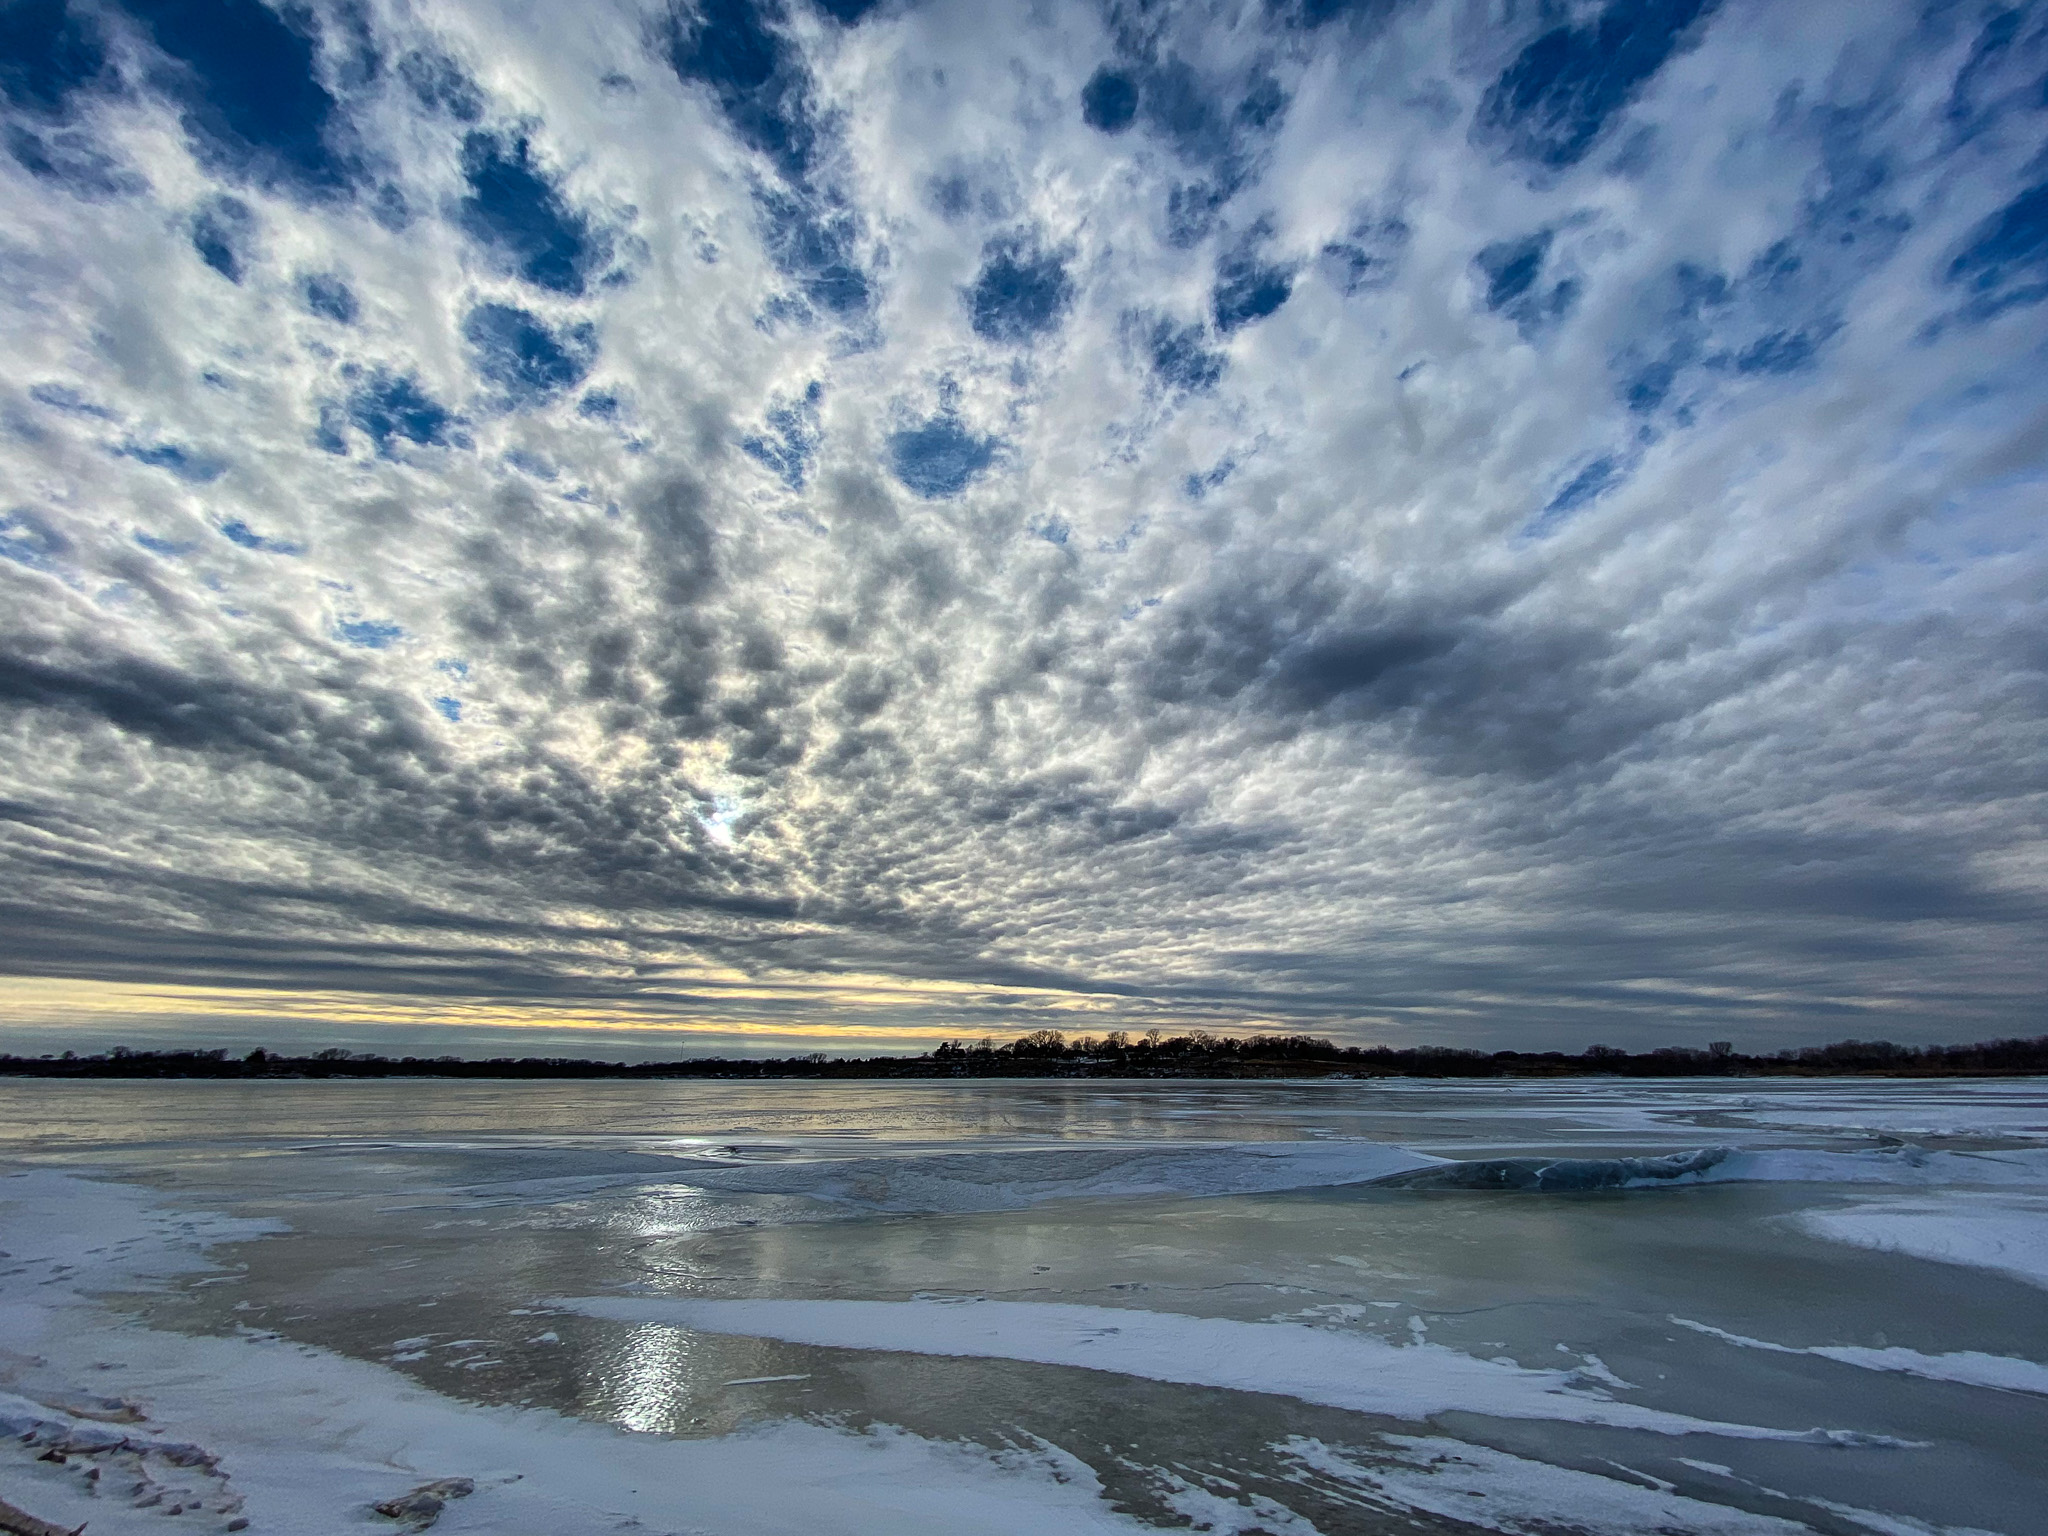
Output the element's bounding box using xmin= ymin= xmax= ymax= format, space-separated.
xmin=1380 ymin=1147 xmax=1734 ymax=1190
xmin=1375 ymin=1144 xmax=2048 ymax=1193
xmin=669 ymin=1140 xmax=1446 ymax=1212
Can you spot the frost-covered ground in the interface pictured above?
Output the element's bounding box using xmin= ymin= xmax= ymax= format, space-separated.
xmin=1 ymin=1077 xmax=2045 ymax=1534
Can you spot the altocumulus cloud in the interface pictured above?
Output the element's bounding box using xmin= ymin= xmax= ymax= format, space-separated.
xmin=0 ymin=0 xmax=2044 ymax=1054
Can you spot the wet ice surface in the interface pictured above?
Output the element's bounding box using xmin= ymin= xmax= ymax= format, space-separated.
xmin=2 ymin=1077 xmax=2046 ymax=1535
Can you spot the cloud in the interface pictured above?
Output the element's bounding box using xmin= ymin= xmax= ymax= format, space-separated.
xmin=0 ymin=0 xmax=2043 ymax=1053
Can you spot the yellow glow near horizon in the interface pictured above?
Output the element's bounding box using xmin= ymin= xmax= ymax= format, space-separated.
xmin=0 ymin=976 xmax=976 ymax=1041
xmin=0 ymin=974 xmax=1351 ymax=1051
xmin=0 ymin=974 xmax=1326 ymax=1047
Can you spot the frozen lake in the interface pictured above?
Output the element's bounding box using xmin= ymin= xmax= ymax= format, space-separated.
xmin=2 ymin=1076 xmax=2045 ymax=1535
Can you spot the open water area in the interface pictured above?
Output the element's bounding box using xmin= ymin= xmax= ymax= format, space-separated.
xmin=2 ymin=1076 xmax=2046 ymax=1535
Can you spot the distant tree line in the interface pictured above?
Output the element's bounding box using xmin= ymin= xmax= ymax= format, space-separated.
xmin=1 ymin=1031 xmax=2044 ymax=1079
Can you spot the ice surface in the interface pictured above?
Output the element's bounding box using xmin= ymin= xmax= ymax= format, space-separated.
xmin=0 ymin=1170 xmax=1171 ymax=1535
xmin=1281 ymin=1434 xmax=1816 ymax=1535
xmin=1700 ymin=1147 xmax=2048 ymax=1187
xmin=1358 ymin=1143 xmax=2048 ymax=1194
xmin=1674 ymin=1461 xmax=2013 ymax=1536
xmin=561 ymin=1295 xmax=1917 ymax=1444
xmin=1669 ymin=1317 xmax=2048 ymax=1394
xmin=1712 ymin=1085 xmax=2048 ymax=1142
xmin=670 ymin=1139 xmax=1448 ymax=1212
xmin=422 ymin=1137 xmax=2048 ymax=1220
xmin=1789 ymin=1192 xmax=2048 ymax=1290
xmin=5 ymin=1078 xmax=2046 ymax=1536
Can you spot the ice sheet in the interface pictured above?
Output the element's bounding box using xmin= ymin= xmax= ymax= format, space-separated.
xmin=1700 ymin=1147 xmax=2048 ymax=1187
xmin=671 ymin=1139 xmax=1448 ymax=1212
xmin=561 ymin=1295 xmax=1917 ymax=1445
xmin=1668 ymin=1317 xmax=2048 ymax=1395
xmin=1375 ymin=1144 xmax=2048 ymax=1193
xmin=466 ymin=1138 xmax=2048 ymax=1217
xmin=1788 ymin=1192 xmax=2048 ymax=1290
xmin=7 ymin=1076 xmax=2044 ymax=1536
xmin=1281 ymin=1434 xmax=1816 ymax=1535
xmin=1709 ymin=1084 xmax=2048 ymax=1142
xmin=0 ymin=1169 xmax=1165 ymax=1536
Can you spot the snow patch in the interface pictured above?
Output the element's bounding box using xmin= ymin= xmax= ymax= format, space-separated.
xmin=1669 ymin=1316 xmax=2048 ymax=1394
xmin=561 ymin=1296 xmax=1918 ymax=1444
xmin=1788 ymin=1192 xmax=2048 ymax=1290
xmin=1281 ymin=1434 xmax=1815 ymax=1535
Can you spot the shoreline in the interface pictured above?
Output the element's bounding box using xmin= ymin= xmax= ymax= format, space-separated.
xmin=5 ymin=1033 xmax=2047 ymax=1085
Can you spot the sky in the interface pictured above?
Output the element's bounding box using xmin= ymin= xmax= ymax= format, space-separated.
xmin=0 ymin=0 xmax=2044 ymax=1059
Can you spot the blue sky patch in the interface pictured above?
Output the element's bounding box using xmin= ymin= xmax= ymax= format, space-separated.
xmin=1476 ymin=229 xmax=1578 ymax=337
xmin=1081 ymin=68 xmax=1138 ymax=133
xmin=1609 ymin=259 xmax=1742 ymax=413
xmin=463 ymin=303 xmax=598 ymax=407
xmin=29 ymin=382 xmax=115 ymax=419
xmin=1148 ymin=319 xmax=1225 ymax=394
xmin=1734 ymin=327 xmax=1828 ymax=375
xmin=1212 ymin=241 xmax=1293 ymax=333
xmin=336 ymin=617 xmax=402 ymax=648
xmin=398 ymin=49 xmax=484 ymax=122
xmin=1541 ymin=455 xmax=1626 ymax=524
xmin=1237 ymin=75 xmax=1286 ymax=131
xmin=301 ymin=272 xmax=358 ymax=324
xmin=1480 ymin=230 xmax=1548 ymax=310
xmin=1624 ymin=359 xmax=1679 ymax=413
xmin=758 ymin=188 xmax=869 ymax=316
xmin=1184 ymin=456 xmax=1235 ymax=499
xmin=1943 ymin=8 xmax=2047 ymax=144
xmin=1165 ymin=181 xmax=1227 ymax=248
xmin=219 ymin=519 xmax=301 ymax=554
xmin=888 ymin=414 xmax=996 ymax=499
xmin=345 ymin=371 xmax=458 ymax=454
xmin=133 ymin=530 xmax=192 ymax=557
xmin=6 ymin=122 xmax=137 ymax=197
xmin=1138 ymin=59 xmax=1233 ymax=166
xmin=120 ymin=441 xmax=226 ymax=483
xmin=314 ymin=402 xmax=349 ymax=455
xmin=191 ymin=196 xmax=254 ymax=282
xmin=1946 ymin=180 xmax=2048 ymax=316
xmin=504 ymin=448 xmax=557 ymax=480
xmin=1320 ymin=214 xmax=1409 ymax=295
xmin=0 ymin=0 xmax=108 ymax=118
xmin=433 ymin=695 xmax=462 ymax=722
xmin=968 ymin=237 xmax=1073 ymax=344
xmin=127 ymin=0 xmax=360 ymax=195
xmin=664 ymin=0 xmax=815 ymax=181
xmin=741 ymin=381 xmax=822 ymax=489
xmin=1478 ymin=0 xmax=1718 ymax=169
xmin=458 ymin=133 xmax=608 ymax=297
xmin=0 ymin=509 xmax=67 ymax=570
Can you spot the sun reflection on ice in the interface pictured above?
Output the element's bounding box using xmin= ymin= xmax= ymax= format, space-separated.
xmin=607 ymin=1322 xmax=697 ymax=1434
